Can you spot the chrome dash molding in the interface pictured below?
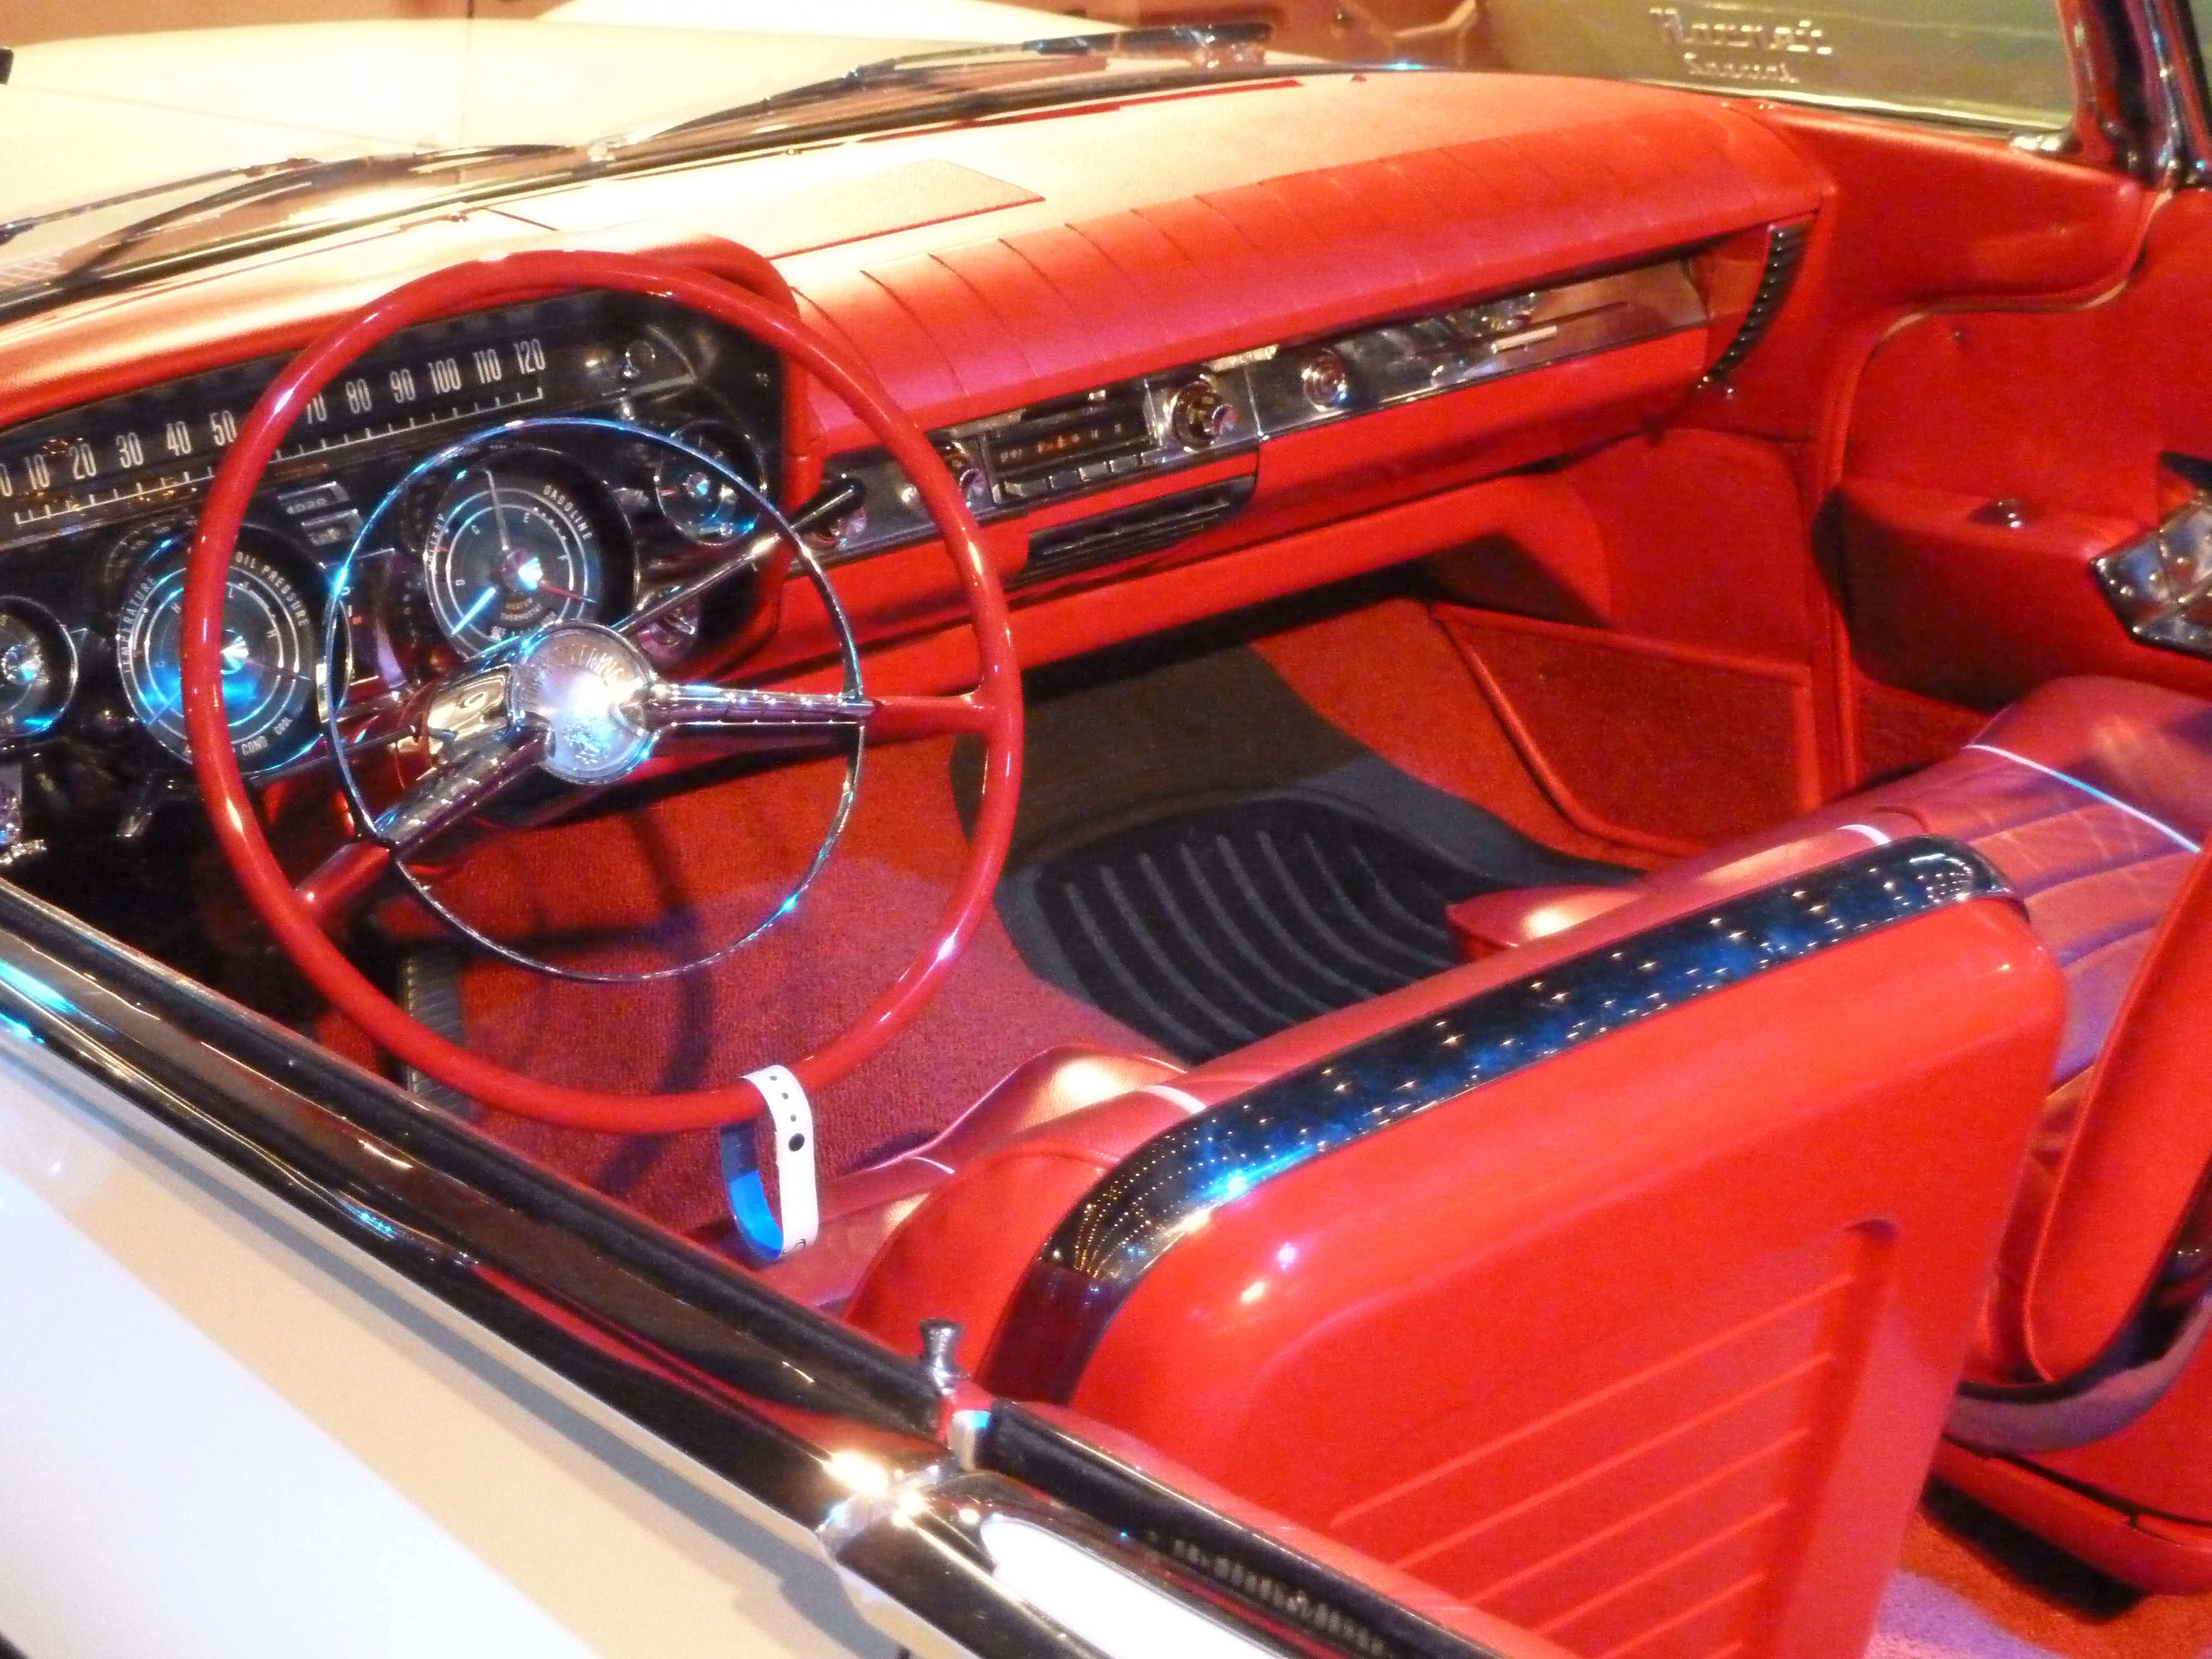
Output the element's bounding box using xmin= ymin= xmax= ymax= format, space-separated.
xmin=985 ymin=834 xmax=2013 ymax=1403
xmin=826 ymin=254 xmax=1709 ymax=561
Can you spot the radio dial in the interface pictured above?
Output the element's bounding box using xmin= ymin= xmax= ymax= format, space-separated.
xmin=1170 ymin=379 xmax=1238 ymax=449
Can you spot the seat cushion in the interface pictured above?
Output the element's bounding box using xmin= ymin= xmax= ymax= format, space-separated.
xmin=1848 ymin=680 xmax=2209 ymax=1081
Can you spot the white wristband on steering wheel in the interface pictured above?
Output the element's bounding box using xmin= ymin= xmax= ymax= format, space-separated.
xmin=719 ymin=1066 xmax=818 ymax=1260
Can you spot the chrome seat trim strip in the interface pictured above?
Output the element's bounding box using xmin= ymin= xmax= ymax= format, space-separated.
xmin=986 ymin=835 xmax=2014 ymax=1402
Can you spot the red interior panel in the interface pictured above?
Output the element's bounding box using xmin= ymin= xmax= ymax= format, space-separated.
xmin=1438 ymin=605 xmax=1818 ymax=853
xmin=1021 ymin=1405 xmax=1587 ymax=1659
xmin=1841 ymin=191 xmax=2212 ymax=709
xmin=1063 ymin=899 xmax=2060 ymax=1658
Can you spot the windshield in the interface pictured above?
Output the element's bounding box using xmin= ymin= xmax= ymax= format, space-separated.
xmin=0 ymin=0 xmax=2078 ymax=313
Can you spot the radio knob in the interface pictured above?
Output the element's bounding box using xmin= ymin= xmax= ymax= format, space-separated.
xmin=935 ymin=439 xmax=993 ymax=510
xmin=1170 ymin=379 xmax=1239 ymax=449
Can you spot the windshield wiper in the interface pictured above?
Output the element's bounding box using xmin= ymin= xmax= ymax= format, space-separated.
xmin=612 ymin=20 xmax=1274 ymax=151
xmin=0 ymin=158 xmax=322 ymax=249
xmin=0 ymin=145 xmax=571 ymax=309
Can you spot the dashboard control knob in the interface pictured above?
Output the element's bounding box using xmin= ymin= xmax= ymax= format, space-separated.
xmin=1170 ymin=378 xmax=1238 ymax=449
xmin=935 ymin=440 xmax=992 ymax=511
xmin=1299 ymin=348 xmax=1353 ymax=410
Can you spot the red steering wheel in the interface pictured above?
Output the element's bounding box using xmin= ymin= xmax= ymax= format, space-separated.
xmin=182 ymin=249 xmax=1021 ymax=1134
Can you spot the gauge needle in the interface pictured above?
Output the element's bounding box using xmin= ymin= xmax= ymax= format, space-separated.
xmin=500 ymin=549 xmax=586 ymax=606
xmin=482 ymin=467 xmax=513 ymax=558
xmin=533 ymin=576 xmax=588 ymax=604
xmin=220 ymin=638 xmax=310 ymax=687
xmin=456 ymin=585 xmax=501 ymax=632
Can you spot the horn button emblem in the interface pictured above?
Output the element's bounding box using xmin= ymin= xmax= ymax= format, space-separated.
xmin=508 ymin=623 xmax=657 ymax=785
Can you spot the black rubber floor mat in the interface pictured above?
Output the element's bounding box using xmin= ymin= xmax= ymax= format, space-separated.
xmin=960 ymin=642 xmax=1632 ymax=1062
xmin=1033 ymin=796 xmax=1503 ymax=1059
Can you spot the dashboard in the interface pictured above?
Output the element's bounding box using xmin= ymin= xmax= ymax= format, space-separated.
xmin=0 ymin=291 xmax=784 ymax=837
xmin=0 ymin=67 xmax=1830 ymax=869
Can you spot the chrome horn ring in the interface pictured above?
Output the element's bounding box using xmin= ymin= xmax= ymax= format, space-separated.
xmin=317 ymin=415 xmax=867 ymax=985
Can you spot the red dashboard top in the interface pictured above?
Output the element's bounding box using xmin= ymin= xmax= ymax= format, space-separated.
xmin=0 ymin=72 xmax=1821 ymax=451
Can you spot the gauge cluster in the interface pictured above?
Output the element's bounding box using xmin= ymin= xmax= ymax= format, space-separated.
xmin=0 ymin=290 xmax=783 ymax=840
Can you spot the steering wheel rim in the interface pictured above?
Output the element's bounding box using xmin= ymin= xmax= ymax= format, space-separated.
xmin=182 ymin=249 xmax=1022 ymax=1134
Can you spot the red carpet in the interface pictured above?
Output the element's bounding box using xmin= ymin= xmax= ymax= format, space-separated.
xmin=419 ymin=732 xmax=1153 ymax=1234
xmin=1250 ymin=595 xmax=1665 ymax=869
xmin=1876 ymin=1486 xmax=2212 ymax=1657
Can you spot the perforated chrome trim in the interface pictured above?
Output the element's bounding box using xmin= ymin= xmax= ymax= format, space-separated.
xmin=985 ymin=835 xmax=2012 ymax=1402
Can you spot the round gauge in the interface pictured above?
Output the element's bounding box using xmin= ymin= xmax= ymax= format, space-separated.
xmin=422 ymin=465 xmax=606 ymax=656
xmin=652 ymin=421 xmax=764 ymax=545
xmin=116 ymin=537 xmax=319 ymax=772
xmin=0 ymin=602 xmax=75 ymax=741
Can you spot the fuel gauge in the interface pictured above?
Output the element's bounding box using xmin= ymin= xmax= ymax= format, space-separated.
xmin=422 ymin=464 xmax=608 ymax=656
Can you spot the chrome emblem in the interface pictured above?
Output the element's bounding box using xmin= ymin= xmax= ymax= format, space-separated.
xmin=507 ymin=623 xmax=656 ymax=786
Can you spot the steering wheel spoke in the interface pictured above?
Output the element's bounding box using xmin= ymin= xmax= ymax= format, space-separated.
xmin=866 ymin=692 xmax=1002 ymax=741
xmin=371 ymin=723 xmax=550 ymax=857
xmin=617 ymin=474 xmax=866 ymax=638
xmin=640 ymin=681 xmax=874 ymax=735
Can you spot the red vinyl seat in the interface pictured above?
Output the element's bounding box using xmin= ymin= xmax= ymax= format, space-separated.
xmin=853 ymin=831 xmax=2063 ymax=1658
xmin=1447 ymin=674 xmax=2212 ymax=1590
xmin=832 ymin=672 xmax=2212 ymax=1600
xmin=1453 ymin=675 xmax=2212 ymax=1087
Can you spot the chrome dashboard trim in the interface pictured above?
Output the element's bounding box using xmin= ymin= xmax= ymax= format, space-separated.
xmin=984 ymin=836 xmax=2014 ymax=1404
xmin=825 ymin=255 xmax=1708 ymax=564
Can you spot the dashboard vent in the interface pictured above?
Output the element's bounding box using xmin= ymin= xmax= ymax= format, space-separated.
xmin=1702 ymin=218 xmax=1813 ymax=385
xmin=1015 ymin=477 xmax=1255 ymax=588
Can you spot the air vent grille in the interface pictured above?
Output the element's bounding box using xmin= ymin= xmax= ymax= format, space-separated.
xmin=1703 ymin=218 xmax=1813 ymax=385
xmin=1015 ymin=477 xmax=1255 ymax=588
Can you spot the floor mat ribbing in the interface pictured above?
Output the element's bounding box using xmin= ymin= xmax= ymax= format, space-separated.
xmin=1032 ymin=796 xmax=1499 ymax=1060
xmin=964 ymin=640 xmax=1632 ymax=1063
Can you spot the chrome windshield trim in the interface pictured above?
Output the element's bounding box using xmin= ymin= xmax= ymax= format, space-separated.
xmin=985 ymin=835 xmax=2014 ymax=1403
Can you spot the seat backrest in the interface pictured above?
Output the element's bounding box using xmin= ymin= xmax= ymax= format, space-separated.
xmin=1998 ymin=843 xmax=2212 ymax=1381
xmin=979 ymin=839 xmax=2062 ymax=1659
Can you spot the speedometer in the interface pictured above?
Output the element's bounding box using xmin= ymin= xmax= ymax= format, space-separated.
xmin=116 ymin=530 xmax=321 ymax=773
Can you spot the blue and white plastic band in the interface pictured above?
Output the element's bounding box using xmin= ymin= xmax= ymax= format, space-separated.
xmin=719 ymin=1065 xmax=819 ymax=1260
